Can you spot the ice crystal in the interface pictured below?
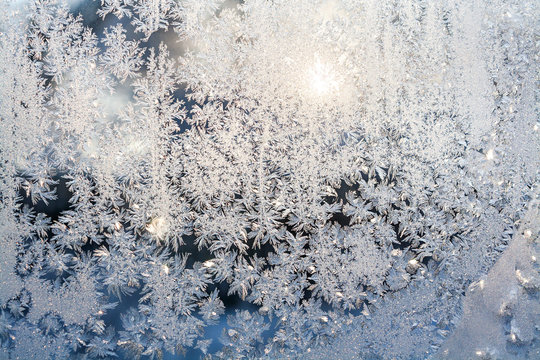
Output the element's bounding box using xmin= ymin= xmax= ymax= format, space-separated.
xmin=0 ymin=0 xmax=538 ymax=359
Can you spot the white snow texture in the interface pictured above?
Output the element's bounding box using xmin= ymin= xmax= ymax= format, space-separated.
xmin=0 ymin=0 xmax=538 ymax=359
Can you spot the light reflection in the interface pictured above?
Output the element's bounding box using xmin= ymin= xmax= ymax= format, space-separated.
xmin=308 ymin=59 xmax=339 ymax=96
xmin=486 ymin=148 xmax=495 ymax=160
xmin=146 ymin=216 xmax=168 ymax=239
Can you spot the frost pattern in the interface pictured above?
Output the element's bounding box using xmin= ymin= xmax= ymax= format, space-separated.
xmin=0 ymin=0 xmax=538 ymax=359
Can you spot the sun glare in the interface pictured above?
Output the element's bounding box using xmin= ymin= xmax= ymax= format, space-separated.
xmin=308 ymin=59 xmax=339 ymax=96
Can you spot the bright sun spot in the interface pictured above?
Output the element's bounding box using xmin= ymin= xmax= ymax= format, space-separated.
xmin=308 ymin=59 xmax=339 ymax=96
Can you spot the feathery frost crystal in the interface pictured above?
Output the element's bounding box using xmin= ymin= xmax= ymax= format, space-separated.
xmin=0 ymin=0 xmax=539 ymax=359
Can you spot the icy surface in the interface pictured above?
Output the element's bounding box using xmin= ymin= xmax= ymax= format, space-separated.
xmin=0 ymin=1 xmax=538 ymax=359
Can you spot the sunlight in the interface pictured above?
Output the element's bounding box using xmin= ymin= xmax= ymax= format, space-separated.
xmin=308 ymin=59 xmax=339 ymax=96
